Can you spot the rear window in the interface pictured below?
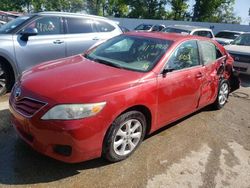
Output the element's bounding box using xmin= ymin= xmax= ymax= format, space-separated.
xmin=162 ymin=27 xmax=190 ymax=34
xmin=134 ymin=24 xmax=152 ymax=31
xmin=193 ymin=31 xmax=213 ymax=38
xmin=215 ymin=32 xmax=240 ymax=40
xmin=66 ymin=17 xmax=93 ymax=34
xmin=95 ymin=20 xmax=115 ymax=32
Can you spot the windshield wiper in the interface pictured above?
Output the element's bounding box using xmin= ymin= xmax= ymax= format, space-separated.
xmin=93 ymin=58 xmax=123 ymax=69
xmin=83 ymin=54 xmax=123 ymax=69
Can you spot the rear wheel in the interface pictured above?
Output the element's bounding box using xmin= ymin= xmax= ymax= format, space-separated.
xmin=213 ymin=80 xmax=230 ymax=109
xmin=103 ymin=111 xmax=146 ymax=162
xmin=0 ymin=63 xmax=9 ymax=96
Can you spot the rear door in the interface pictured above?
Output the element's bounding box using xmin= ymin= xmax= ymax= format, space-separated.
xmin=64 ymin=17 xmax=98 ymax=56
xmin=197 ymin=40 xmax=225 ymax=107
xmin=14 ymin=16 xmax=66 ymax=72
xmin=157 ymin=40 xmax=204 ymax=127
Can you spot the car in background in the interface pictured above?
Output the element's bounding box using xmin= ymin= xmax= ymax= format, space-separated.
xmin=225 ymin=33 xmax=250 ymax=75
xmin=0 ymin=20 xmax=6 ymax=27
xmin=215 ymin=30 xmax=244 ymax=46
xmin=0 ymin=11 xmax=122 ymax=95
xmin=162 ymin=25 xmax=215 ymax=39
xmin=119 ymin=25 xmax=130 ymax=33
xmin=134 ymin=23 xmax=166 ymax=32
xmin=10 ymin=32 xmax=238 ymax=163
xmin=0 ymin=11 xmax=21 ymax=22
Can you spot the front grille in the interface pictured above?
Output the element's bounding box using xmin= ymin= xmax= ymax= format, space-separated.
xmin=10 ymin=96 xmax=46 ymax=117
xmin=233 ymin=66 xmax=247 ymax=72
xmin=230 ymin=53 xmax=250 ymax=63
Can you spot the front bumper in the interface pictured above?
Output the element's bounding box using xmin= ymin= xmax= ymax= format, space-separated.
xmin=233 ymin=61 xmax=250 ymax=75
xmin=9 ymin=104 xmax=109 ymax=163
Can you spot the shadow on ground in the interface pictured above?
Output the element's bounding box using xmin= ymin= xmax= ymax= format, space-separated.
xmin=239 ymin=74 xmax=250 ymax=87
xmin=0 ymin=108 xmax=111 ymax=185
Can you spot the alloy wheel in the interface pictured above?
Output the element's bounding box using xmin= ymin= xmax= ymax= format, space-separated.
xmin=218 ymin=82 xmax=229 ymax=106
xmin=113 ymin=119 xmax=143 ymax=156
xmin=0 ymin=65 xmax=7 ymax=94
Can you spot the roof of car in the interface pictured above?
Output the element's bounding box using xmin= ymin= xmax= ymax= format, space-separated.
xmin=166 ymin=25 xmax=211 ymax=32
xmin=35 ymin=11 xmax=110 ymax=20
xmin=125 ymin=31 xmax=205 ymax=42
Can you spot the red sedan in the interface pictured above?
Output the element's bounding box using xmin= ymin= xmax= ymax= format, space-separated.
xmin=9 ymin=32 xmax=238 ymax=163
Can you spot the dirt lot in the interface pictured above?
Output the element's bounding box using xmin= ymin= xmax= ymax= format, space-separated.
xmin=0 ymin=75 xmax=250 ymax=188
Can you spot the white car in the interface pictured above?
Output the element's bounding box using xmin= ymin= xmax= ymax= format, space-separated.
xmin=162 ymin=25 xmax=215 ymax=39
xmin=215 ymin=30 xmax=244 ymax=46
xmin=225 ymin=33 xmax=250 ymax=75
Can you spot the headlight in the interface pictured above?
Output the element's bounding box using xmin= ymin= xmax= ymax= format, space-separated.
xmin=41 ymin=102 xmax=106 ymax=120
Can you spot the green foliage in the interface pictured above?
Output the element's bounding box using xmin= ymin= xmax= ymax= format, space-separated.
xmin=193 ymin=0 xmax=241 ymax=23
xmin=0 ymin=0 xmax=243 ymax=24
xmin=168 ymin=0 xmax=189 ymax=20
xmin=126 ymin=0 xmax=167 ymax=19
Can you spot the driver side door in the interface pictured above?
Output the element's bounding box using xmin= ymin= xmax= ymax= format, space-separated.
xmin=13 ymin=16 xmax=66 ymax=73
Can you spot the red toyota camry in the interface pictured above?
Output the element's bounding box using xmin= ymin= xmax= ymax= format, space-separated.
xmin=9 ymin=32 xmax=239 ymax=163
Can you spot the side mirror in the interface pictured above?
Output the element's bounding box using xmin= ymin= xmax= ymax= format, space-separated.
xmin=162 ymin=68 xmax=175 ymax=76
xmin=20 ymin=28 xmax=38 ymax=41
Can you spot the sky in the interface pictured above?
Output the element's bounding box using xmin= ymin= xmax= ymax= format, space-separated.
xmin=177 ymin=0 xmax=250 ymax=25
xmin=234 ymin=0 xmax=249 ymax=25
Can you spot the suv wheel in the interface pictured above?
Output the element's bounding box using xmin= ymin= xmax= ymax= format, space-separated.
xmin=103 ymin=111 xmax=146 ymax=162
xmin=0 ymin=63 xmax=9 ymax=96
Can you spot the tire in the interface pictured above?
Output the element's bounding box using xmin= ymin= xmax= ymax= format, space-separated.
xmin=0 ymin=63 xmax=10 ymax=96
xmin=213 ymin=79 xmax=230 ymax=110
xmin=103 ymin=111 xmax=147 ymax=162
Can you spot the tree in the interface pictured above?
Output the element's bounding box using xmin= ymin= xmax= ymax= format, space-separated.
xmin=105 ymin=0 xmax=128 ymax=17
xmin=126 ymin=0 xmax=167 ymax=19
xmin=193 ymin=0 xmax=241 ymax=23
xmin=193 ymin=0 xmax=225 ymax=21
xmin=168 ymin=0 xmax=189 ymax=20
xmin=213 ymin=0 xmax=241 ymax=23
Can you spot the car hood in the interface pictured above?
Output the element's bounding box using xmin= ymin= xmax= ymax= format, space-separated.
xmin=215 ymin=37 xmax=233 ymax=43
xmin=225 ymin=45 xmax=250 ymax=55
xmin=20 ymin=55 xmax=144 ymax=103
xmin=0 ymin=34 xmax=13 ymax=41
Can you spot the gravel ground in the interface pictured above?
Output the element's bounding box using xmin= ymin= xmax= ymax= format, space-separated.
xmin=0 ymin=75 xmax=249 ymax=188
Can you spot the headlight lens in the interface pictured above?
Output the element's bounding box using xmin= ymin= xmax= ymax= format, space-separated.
xmin=41 ymin=102 xmax=106 ymax=120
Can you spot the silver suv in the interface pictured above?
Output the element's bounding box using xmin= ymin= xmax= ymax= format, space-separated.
xmin=0 ymin=12 xmax=122 ymax=95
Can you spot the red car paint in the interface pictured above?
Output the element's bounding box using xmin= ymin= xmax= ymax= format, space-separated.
xmin=9 ymin=32 xmax=233 ymax=163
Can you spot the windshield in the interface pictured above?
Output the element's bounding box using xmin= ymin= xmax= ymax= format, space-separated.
xmin=0 ymin=15 xmax=31 ymax=34
xmin=232 ymin=34 xmax=250 ymax=46
xmin=85 ymin=35 xmax=172 ymax=72
xmin=215 ymin=32 xmax=240 ymax=39
xmin=134 ymin=24 xmax=153 ymax=31
xmin=162 ymin=27 xmax=190 ymax=34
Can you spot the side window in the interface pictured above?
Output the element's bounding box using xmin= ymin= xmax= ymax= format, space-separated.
xmin=67 ymin=18 xmax=93 ymax=34
xmin=199 ymin=41 xmax=218 ymax=64
xmin=166 ymin=40 xmax=200 ymax=70
xmin=95 ymin=20 xmax=115 ymax=32
xmin=24 ymin=16 xmax=62 ymax=35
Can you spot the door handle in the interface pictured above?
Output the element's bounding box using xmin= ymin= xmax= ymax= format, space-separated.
xmin=195 ymin=72 xmax=203 ymax=78
xmin=92 ymin=37 xmax=99 ymax=41
xmin=53 ymin=40 xmax=64 ymax=44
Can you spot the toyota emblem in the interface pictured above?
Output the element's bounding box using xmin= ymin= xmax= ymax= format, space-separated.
xmin=15 ymin=87 xmax=22 ymax=100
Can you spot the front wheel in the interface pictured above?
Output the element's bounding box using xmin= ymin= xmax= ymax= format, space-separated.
xmin=213 ymin=80 xmax=230 ymax=109
xmin=103 ymin=111 xmax=146 ymax=162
